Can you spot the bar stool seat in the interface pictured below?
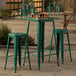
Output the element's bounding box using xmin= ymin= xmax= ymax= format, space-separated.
xmin=4 ymin=33 xmax=31 ymax=73
xmin=48 ymin=29 xmax=72 ymax=64
xmin=8 ymin=33 xmax=26 ymax=37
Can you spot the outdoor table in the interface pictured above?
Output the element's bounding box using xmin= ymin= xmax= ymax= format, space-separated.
xmin=62 ymin=12 xmax=76 ymax=29
xmin=21 ymin=17 xmax=59 ymax=70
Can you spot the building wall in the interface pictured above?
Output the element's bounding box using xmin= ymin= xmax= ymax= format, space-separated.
xmin=33 ymin=0 xmax=42 ymax=13
xmin=57 ymin=0 xmax=76 ymax=12
xmin=73 ymin=0 xmax=76 ymax=12
xmin=0 ymin=0 xmax=76 ymax=12
xmin=0 ymin=0 xmax=6 ymax=10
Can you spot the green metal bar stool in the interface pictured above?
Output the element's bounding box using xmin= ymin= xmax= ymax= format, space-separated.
xmin=4 ymin=22 xmax=31 ymax=73
xmin=48 ymin=29 xmax=72 ymax=64
xmin=47 ymin=2 xmax=60 ymax=15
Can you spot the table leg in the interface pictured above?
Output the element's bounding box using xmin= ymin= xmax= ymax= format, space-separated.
xmin=37 ymin=21 xmax=42 ymax=70
xmin=60 ymin=31 xmax=64 ymax=64
xmin=17 ymin=38 xmax=21 ymax=67
xmin=41 ymin=22 xmax=45 ymax=63
xmin=52 ymin=21 xmax=59 ymax=66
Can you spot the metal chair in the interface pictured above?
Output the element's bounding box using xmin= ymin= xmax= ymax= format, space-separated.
xmin=19 ymin=4 xmax=36 ymax=18
xmin=47 ymin=2 xmax=60 ymax=15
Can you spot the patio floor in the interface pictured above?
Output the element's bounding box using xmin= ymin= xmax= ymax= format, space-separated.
xmin=0 ymin=46 xmax=76 ymax=76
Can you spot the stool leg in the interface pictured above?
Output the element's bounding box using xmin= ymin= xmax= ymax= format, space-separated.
xmin=41 ymin=22 xmax=45 ymax=63
xmin=48 ymin=6 xmax=51 ymax=15
xmin=48 ymin=31 xmax=53 ymax=62
xmin=56 ymin=33 xmax=60 ymax=66
xmin=14 ymin=37 xmax=18 ymax=73
xmin=4 ymin=37 xmax=10 ymax=69
xmin=60 ymin=32 xmax=64 ymax=64
xmin=26 ymin=41 xmax=31 ymax=70
xmin=23 ymin=38 xmax=31 ymax=70
xmin=23 ymin=39 xmax=27 ymax=66
xmin=57 ymin=6 xmax=60 ymax=15
xmin=67 ymin=33 xmax=72 ymax=61
xmin=18 ymin=38 xmax=21 ymax=67
xmin=52 ymin=21 xmax=59 ymax=66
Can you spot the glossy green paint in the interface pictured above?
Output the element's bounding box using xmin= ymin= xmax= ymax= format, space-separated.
xmin=4 ymin=32 xmax=31 ymax=73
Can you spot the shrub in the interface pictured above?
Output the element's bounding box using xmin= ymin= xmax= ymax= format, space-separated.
xmin=0 ymin=9 xmax=12 ymax=20
xmin=22 ymin=35 xmax=35 ymax=46
xmin=0 ymin=23 xmax=11 ymax=45
xmin=28 ymin=36 xmax=35 ymax=46
xmin=0 ymin=23 xmax=35 ymax=46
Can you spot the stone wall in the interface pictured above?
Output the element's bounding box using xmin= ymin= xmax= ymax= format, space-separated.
xmin=57 ymin=0 xmax=76 ymax=12
xmin=73 ymin=0 xmax=76 ymax=12
xmin=0 ymin=0 xmax=6 ymax=10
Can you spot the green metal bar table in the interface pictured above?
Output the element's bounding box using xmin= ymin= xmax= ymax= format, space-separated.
xmin=21 ymin=17 xmax=59 ymax=70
